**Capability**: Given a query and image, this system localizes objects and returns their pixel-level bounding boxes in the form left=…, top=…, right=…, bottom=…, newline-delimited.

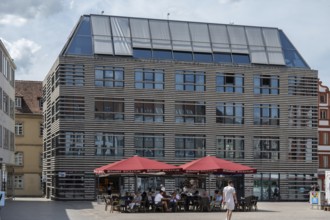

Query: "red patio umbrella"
left=94, top=155, right=182, bottom=174
left=179, top=155, right=256, bottom=174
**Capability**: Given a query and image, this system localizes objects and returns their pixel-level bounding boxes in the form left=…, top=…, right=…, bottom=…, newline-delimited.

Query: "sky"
left=1, top=0, right=330, bottom=85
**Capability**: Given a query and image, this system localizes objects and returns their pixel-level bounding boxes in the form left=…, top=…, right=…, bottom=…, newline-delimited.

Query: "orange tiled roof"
left=15, top=80, right=43, bottom=114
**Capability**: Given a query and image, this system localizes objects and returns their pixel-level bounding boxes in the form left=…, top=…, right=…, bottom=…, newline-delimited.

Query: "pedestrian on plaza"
left=222, top=180, right=237, bottom=220
left=107, top=183, right=112, bottom=195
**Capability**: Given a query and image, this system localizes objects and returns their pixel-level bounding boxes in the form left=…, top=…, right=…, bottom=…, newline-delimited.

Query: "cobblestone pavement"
left=0, top=197, right=329, bottom=220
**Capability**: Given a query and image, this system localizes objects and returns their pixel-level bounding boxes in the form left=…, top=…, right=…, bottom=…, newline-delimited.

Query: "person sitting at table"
left=169, top=191, right=181, bottom=212
left=128, top=192, right=142, bottom=212
left=154, top=190, right=170, bottom=211
left=210, top=190, right=223, bottom=210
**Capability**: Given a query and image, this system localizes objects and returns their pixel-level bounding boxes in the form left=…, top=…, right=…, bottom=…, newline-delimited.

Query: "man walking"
left=222, top=180, right=237, bottom=220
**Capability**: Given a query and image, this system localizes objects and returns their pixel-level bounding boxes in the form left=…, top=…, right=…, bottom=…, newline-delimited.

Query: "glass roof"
left=63, top=15, right=310, bottom=69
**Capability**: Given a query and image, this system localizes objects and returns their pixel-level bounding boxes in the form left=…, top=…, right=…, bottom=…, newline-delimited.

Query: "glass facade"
left=216, top=103, right=244, bottom=124
left=175, top=101, right=206, bottom=123
left=175, top=70, right=205, bottom=91
left=135, top=134, right=164, bottom=157
left=216, top=136, right=244, bottom=159
left=175, top=135, right=206, bottom=158
left=254, top=104, right=279, bottom=125
left=135, top=69, right=164, bottom=90
left=95, top=66, right=124, bottom=87
left=216, top=73, right=244, bottom=93
left=254, top=75, right=279, bottom=95
left=134, top=100, right=164, bottom=122
left=253, top=137, right=280, bottom=160
left=95, top=132, right=124, bottom=156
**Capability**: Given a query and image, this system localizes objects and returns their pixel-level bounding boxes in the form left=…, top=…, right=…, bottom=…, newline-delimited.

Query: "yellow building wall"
left=15, top=113, right=43, bottom=196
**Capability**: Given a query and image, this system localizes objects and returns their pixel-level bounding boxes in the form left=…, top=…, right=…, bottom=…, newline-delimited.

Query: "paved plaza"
left=0, top=197, right=329, bottom=220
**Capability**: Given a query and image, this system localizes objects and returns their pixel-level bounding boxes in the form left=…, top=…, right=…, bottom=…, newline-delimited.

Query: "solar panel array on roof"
left=63, top=15, right=309, bottom=68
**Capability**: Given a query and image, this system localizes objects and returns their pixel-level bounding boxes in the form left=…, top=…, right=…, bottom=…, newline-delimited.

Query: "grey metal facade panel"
left=250, top=46, right=269, bottom=64
left=111, top=17, right=132, bottom=55
left=93, top=36, right=113, bottom=54
left=263, top=28, right=281, bottom=47
left=245, top=27, right=264, bottom=46
left=149, top=20, right=172, bottom=50
left=189, top=23, right=212, bottom=53
left=130, top=18, right=152, bottom=48
left=267, top=51, right=286, bottom=65
left=227, top=26, right=248, bottom=45
left=209, top=24, right=229, bottom=44
left=91, top=15, right=111, bottom=36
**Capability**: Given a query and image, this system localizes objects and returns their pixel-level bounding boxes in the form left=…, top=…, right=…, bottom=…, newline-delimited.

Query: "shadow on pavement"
left=1, top=198, right=94, bottom=220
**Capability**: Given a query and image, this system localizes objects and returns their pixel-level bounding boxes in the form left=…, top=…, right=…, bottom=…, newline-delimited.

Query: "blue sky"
left=1, top=0, right=330, bottom=85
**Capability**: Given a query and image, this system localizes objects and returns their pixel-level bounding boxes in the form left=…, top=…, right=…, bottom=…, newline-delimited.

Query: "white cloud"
left=1, top=38, right=41, bottom=77
left=0, top=15, right=27, bottom=26
left=0, top=0, right=64, bottom=20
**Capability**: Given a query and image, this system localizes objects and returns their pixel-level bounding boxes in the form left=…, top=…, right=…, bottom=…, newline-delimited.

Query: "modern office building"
left=43, top=15, right=318, bottom=201
left=14, top=80, right=43, bottom=196
left=318, top=81, right=330, bottom=190
left=0, top=40, right=16, bottom=193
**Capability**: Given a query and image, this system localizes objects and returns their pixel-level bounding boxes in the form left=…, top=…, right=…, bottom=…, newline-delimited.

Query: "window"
left=253, top=137, right=279, bottom=160
left=194, top=53, right=213, bottom=63
left=57, top=64, right=84, bottom=86
left=232, top=54, right=250, bottom=64
left=15, top=152, right=24, bottom=166
left=40, top=123, right=43, bottom=136
left=135, top=100, right=164, bottom=122
left=95, top=133, right=124, bottom=156
left=135, top=134, right=164, bottom=157
left=0, top=126, right=2, bottom=148
left=325, top=133, right=329, bottom=145
left=95, top=66, right=124, bottom=87
left=216, top=136, right=244, bottom=159
left=38, top=98, right=43, bottom=109
left=320, top=95, right=326, bottom=103
left=56, top=96, right=85, bottom=120
left=173, top=51, right=193, bottom=61
left=175, top=101, right=205, bottom=123
left=288, top=76, right=318, bottom=96
left=133, top=48, right=152, bottom=59
left=0, top=87, right=2, bottom=110
left=288, top=137, right=317, bottom=161
left=57, top=132, right=85, bottom=156
left=175, top=70, right=205, bottom=91
left=95, top=98, right=124, bottom=120
left=40, top=153, right=43, bottom=167
left=3, top=92, right=9, bottom=114
left=322, top=132, right=329, bottom=145
left=320, top=110, right=327, bottom=119
left=254, top=104, right=279, bottom=125
left=15, top=122, right=23, bottom=135
left=14, top=175, right=24, bottom=189
left=153, top=50, right=172, bottom=60
left=3, top=128, right=9, bottom=149
left=288, top=105, right=317, bottom=127
left=254, top=75, right=279, bottom=95
left=216, top=103, right=244, bottom=124
left=175, top=135, right=205, bottom=158
left=216, top=73, right=244, bottom=93
left=214, top=53, right=232, bottom=63
left=135, top=69, right=164, bottom=90
left=322, top=156, right=329, bottom=168
left=15, top=97, right=22, bottom=108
